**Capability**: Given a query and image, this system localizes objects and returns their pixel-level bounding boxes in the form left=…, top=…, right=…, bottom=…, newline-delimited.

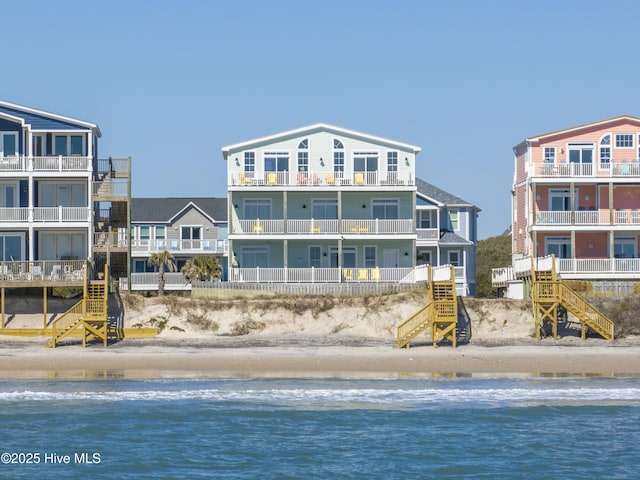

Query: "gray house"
left=129, top=197, right=228, bottom=289
left=415, top=178, right=479, bottom=296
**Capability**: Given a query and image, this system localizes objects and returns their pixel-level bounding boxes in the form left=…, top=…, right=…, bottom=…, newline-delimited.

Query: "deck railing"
left=0, top=260, right=85, bottom=282
left=532, top=160, right=640, bottom=178
left=131, top=239, right=228, bottom=254
left=535, top=209, right=639, bottom=226
left=230, top=170, right=414, bottom=187
left=416, top=228, right=439, bottom=240
left=232, top=218, right=414, bottom=235
left=0, top=155, right=92, bottom=172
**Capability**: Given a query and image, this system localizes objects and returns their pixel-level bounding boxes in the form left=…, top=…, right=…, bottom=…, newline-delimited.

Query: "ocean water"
left=0, top=376, right=639, bottom=479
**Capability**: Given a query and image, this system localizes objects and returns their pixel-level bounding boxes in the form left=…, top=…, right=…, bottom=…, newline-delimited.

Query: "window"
left=543, top=147, right=555, bottom=163
left=372, top=199, right=399, bottom=219
left=333, top=151, right=344, bottom=174
left=614, top=238, right=636, bottom=259
left=244, top=152, right=255, bottom=174
left=364, top=246, right=376, bottom=268
left=549, top=189, right=575, bottom=211
left=32, top=134, right=45, bottom=156
left=264, top=152, right=289, bottom=172
left=600, top=135, right=611, bottom=165
left=181, top=226, right=202, bottom=248
left=53, top=135, right=85, bottom=156
left=568, top=143, right=594, bottom=163
left=342, top=247, right=356, bottom=268
left=1, top=132, right=17, bottom=156
left=39, top=183, right=86, bottom=207
left=333, top=139, right=344, bottom=177
left=309, top=246, right=321, bottom=268
left=354, top=151, right=378, bottom=171
left=387, top=152, right=398, bottom=171
left=448, top=210, right=459, bottom=230
left=615, top=134, right=633, bottom=148
left=417, top=210, right=434, bottom=228
left=298, top=139, right=308, bottom=149
left=139, top=226, right=150, bottom=240
left=0, top=184, right=17, bottom=208
left=312, top=199, right=338, bottom=219
left=155, top=226, right=166, bottom=239
left=417, top=250, right=431, bottom=266
left=244, top=199, right=271, bottom=219
left=448, top=250, right=461, bottom=266
left=298, top=151, right=308, bottom=172
left=546, top=237, right=571, bottom=258
left=242, top=246, right=268, bottom=268
left=0, top=233, right=23, bottom=261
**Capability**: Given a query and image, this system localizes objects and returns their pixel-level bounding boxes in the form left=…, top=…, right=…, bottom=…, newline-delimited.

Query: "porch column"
left=571, top=230, right=576, bottom=269
left=531, top=183, right=537, bottom=225
left=283, top=191, right=287, bottom=234
left=609, top=230, right=615, bottom=261
left=570, top=182, right=575, bottom=224
left=284, top=239, right=288, bottom=269
left=28, top=226, right=34, bottom=262
left=533, top=231, right=538, bottom=258
left=43, top=287, right=47, bottom=329
left=609, top=182, right=614, bottom=225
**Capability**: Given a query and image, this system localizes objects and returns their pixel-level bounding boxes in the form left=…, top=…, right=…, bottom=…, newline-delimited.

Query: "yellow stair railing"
left=531, top=255, right=614, bottom=341
left=396, top=265, right=458, bottom=348
left=47, top=264, right=110, bottom=348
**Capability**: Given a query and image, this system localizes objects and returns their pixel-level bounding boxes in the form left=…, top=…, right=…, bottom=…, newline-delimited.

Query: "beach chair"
left=253, top=223, right=264, bottom=233
left=354, top=172, right=365, bottom=185
left=342, top=269, right=352, bottom=281
left=358, top=269, right=369, bottom=281
left=267, top=172, right=277, bottom=185
left=325, top=173, right=335, bottom=185
left=371, top=268, right=380, bottom=282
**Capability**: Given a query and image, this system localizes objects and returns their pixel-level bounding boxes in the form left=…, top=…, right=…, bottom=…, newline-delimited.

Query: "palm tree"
left=181, top=256, right=222, bottom=283
left=147, top=251, right=176, bottom=296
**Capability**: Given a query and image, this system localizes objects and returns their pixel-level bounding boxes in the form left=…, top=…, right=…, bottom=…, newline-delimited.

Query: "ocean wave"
left=1, top=386, right=639, bottom=405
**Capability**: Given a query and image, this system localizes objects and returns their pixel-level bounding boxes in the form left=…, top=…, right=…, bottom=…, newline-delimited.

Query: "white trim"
left=0, top=100, right=101, bottom=137
left=167, top=201, right=217, bottom=225
left=525, top=115, right=640, bottom=143
left=221, top=123, right=421, bottom=157
left=614, top=133, right=634, bottom=149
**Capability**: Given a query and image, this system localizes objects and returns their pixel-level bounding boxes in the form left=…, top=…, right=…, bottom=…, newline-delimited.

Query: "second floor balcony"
left=534, top=209, right=640, bottom=227
left=0, top=155, right=91, bottom=173
left=231, top=218, right=415, bottom=235
left=131, top=239, right=229, bottom=255
left=0, top=206, right=91, bottom=223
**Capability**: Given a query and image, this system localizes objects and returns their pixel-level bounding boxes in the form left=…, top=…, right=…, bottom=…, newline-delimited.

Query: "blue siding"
left=0, top=117, right=23, bottom=154
left=0, top=105, right=92, bottom=131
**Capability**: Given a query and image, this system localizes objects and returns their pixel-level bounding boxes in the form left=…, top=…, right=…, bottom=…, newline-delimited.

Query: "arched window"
left=333, top=139, right=344, bottom=177
left=600, top=134, right=611, bottom=165
left=298, top=139, right=308, bottom=149
left=297, top=138, right=309, bottom=173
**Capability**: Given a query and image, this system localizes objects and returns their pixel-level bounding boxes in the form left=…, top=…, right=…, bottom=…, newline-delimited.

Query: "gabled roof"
left=131, top=198, right=228, bottom=223
left=416, top=178, right=479, bottom=210
left=0, top=100, right=101, bottom=137
left=517, top=115, right=640, bottom=148
left=221, top=123, right=421, bottom=158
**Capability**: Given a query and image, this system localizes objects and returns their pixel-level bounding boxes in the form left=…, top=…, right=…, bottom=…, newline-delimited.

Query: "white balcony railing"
left=0, top=207, right=90, bottom=223
left=131, top=239, right=228, bottom=254
left=557, top=258, right=640, bottom=275
left=229, top=267, right=416, bottom=283
left=535, top=209, right=640, bottom=226
left=33, top=207, right=90, bottom=222
left=0, top=155, right=91, bottom=172
left=232, top=218, right=414, bottom=235
left=416, top=228, right=439, bottom=240
left=532, top=160, right=640, bottom=178
left=230, top=170, right=414, bottom=187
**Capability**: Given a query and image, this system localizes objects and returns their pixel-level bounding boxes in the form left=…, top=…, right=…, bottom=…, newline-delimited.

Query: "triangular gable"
left=168, top=201, right=218, bottom=225
left=0, top=100, right=101, bottom=137
left=221, top=123, right=421, bottom=158
left=524, top=115, right=640, bottom=145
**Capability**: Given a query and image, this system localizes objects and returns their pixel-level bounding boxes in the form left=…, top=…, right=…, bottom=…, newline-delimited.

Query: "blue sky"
left=4, top=0, right=640, bottom=239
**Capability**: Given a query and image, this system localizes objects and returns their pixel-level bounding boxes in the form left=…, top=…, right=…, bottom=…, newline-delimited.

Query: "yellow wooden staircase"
left=396, top=265, right=458, bottom=348
left=47, top=265, right=110, bottom=348
left=531, top=256, right=614, bottom=341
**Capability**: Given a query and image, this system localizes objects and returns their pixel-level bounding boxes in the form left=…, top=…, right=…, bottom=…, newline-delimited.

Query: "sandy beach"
left=1, top=336, right=640, bottom=378
left=2, top=293, right=640, bottom=378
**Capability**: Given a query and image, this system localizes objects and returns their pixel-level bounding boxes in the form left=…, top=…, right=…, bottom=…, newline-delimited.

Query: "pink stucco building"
left=512, top=115, right=640, bottom=279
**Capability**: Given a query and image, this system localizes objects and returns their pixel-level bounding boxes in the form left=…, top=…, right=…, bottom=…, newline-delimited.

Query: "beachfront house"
left=126, top=198, right=228, bottom=290
left=512, top=115, right=640, bottom=280
left=222, top=123, right=423, bottom=284
left=416, top=178, right=479, bottom=295
left=0, top=100, right=130, bottom=285
left=222, top=124, right=479, bottom=294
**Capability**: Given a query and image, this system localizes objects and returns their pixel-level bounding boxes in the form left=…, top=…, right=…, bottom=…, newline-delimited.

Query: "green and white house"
left=222, top=123, right=478, bottom=292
